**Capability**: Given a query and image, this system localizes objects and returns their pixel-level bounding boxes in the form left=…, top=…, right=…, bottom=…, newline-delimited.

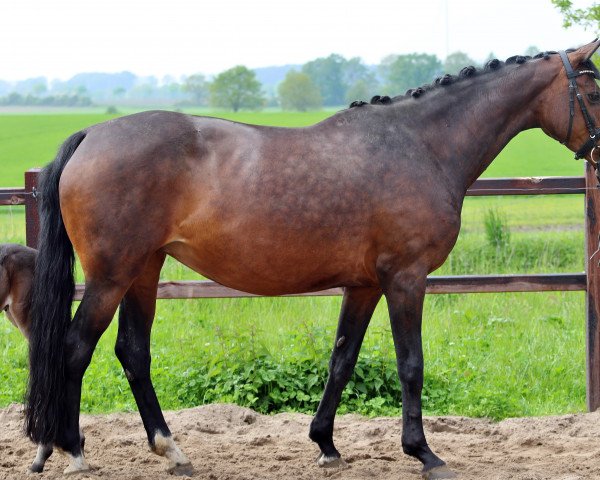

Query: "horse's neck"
left=402, top=61, right=551, bottom=194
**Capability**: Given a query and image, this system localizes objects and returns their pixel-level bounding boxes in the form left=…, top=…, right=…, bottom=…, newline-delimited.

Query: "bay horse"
left=25, top=40, right=600, bottom=479
left=0, top=244, right=35, bottom=339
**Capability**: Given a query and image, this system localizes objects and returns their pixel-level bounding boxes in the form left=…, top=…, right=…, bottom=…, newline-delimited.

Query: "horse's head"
left=537, top=39, right=600, bottom=162
left=0, top=258, right=21, bottom=336
left=0, top=244, right=36, bottom=340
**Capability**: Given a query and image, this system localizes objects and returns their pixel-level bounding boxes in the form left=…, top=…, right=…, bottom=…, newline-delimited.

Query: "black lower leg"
left=115, top=290, right=171, bottom=445
left=56, top=283, right=125, bottom=462
left=309, top=287, right=381, bottom=461
left=28, top=444, right=53, bottom=473
left=385, top=272, right=447, bottom=473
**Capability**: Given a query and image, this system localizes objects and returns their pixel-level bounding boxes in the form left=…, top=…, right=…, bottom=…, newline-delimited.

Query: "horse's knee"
left=329, top=346, right=360, bottom=381
left=397, top=359, right=423, bottom=385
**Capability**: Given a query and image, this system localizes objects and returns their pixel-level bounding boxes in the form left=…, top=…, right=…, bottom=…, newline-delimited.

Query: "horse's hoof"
left=63, top=455, right=91, bottom=475
left=316, top=454, right=348, bottom=469
left=422, top=465, right=458, bottom=479
left=27, top=464, right=43, bottom=474
left=167, top=461, right=194, bottom=477
left=63, top=464, right=91, bottom=475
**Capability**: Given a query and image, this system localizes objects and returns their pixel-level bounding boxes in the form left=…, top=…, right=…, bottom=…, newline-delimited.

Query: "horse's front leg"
left=309, top=286, right=381, bottom=467
left=382, top=268, right=456, bottom=480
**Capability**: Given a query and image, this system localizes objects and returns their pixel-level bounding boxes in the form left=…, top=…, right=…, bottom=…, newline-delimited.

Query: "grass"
left=0, top=110, right=590, bottom=420
left=1, top=259, right=585, bottom=419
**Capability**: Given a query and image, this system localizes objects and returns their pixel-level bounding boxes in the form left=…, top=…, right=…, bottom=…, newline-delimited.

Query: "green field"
left=0, top=110, right=590, bottom=420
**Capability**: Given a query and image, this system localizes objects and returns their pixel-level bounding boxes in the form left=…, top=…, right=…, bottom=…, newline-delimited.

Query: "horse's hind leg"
left=28, top=434, right=83, bottom=473
left=58, top=279, right=129, bottom=474
left=28, top=443, right=53, bottom=473
left=114, top=251, right=192, bottom=475
left=309, top=286, right=381, bottom=467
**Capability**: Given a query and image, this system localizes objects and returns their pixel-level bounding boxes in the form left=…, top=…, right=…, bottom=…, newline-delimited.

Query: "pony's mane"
left=348, top=49, right=592, bottom=108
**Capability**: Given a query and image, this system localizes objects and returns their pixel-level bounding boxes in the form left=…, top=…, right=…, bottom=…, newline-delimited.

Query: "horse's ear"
left=568, top=38, right=600, bottom=65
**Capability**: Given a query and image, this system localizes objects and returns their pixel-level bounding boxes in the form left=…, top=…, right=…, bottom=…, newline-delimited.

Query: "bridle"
left=559, top=50, right=600, bottom=164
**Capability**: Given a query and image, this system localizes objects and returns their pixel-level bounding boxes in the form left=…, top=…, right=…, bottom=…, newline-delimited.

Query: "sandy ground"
left=1, top=403, right=600, bottom=480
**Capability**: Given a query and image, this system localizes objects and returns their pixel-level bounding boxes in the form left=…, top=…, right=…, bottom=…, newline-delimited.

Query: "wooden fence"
left=2, top=166, right=600, bottom=411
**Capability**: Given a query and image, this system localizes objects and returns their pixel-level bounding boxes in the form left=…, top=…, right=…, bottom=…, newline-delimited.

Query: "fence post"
left=24, top=169, right=40, bottom=249
left=585, top=161, right=600, bottom=411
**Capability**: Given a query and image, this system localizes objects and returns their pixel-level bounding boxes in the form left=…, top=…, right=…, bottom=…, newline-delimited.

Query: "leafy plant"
left=484, top=207, right=511, bottom=250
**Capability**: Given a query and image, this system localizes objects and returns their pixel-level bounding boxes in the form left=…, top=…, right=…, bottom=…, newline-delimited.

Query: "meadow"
left=0, top=109, right=590, bottom=420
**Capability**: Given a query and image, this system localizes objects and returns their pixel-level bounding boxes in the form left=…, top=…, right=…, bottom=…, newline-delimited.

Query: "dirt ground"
left=1, top=403, right=600, bottom=480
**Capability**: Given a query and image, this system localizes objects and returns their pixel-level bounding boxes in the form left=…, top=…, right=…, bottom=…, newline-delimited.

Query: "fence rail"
left=0, top=187, right=26, bottom=205
left=3, top=167, right=600, bottom=411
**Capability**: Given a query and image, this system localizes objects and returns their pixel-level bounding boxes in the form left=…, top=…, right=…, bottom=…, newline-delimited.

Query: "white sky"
left=0, top=0, right=596, bottom=81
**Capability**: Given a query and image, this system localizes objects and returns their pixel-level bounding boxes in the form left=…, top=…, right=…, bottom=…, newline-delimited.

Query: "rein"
left=559, top=51, right=600, bottom=164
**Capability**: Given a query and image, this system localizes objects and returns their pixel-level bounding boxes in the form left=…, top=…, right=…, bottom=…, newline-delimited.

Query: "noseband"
left=559, top=51, right=600, bottom=162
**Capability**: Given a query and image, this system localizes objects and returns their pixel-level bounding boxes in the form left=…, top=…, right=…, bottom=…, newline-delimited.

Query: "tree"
left=278, top=71, right=322, bottom=111
left=552, top=0, right=600, bottom=30
left=31, top=82, right=47, bottom=96
left=343, top=57, right=377, bottom=90
left=302, top=54, right=377, bottom=107
left=113, top=87, right=126, bottom=98
left=302, top=54, right=347, bottom=106
left=524, top=45, right=540, bottom=57
left=344, top=58, right=378, bottom=103
left=209, top=66, right=265, bottom=112
left=443, top=51, right=476, bottom=75
left=183, top=74, right=209, bottom=106
left=379, top=53, right=443, bottom=95
left=345, top=79, right=372, bottom=104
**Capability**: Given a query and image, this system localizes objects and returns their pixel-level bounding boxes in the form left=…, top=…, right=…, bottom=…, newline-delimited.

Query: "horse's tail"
left=25, top=130, right=87, bottom=444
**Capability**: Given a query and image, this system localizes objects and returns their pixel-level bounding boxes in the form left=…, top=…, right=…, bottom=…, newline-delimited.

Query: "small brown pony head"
left=0, top=244, right=37, bottom=339
left=536, top=39, right=600, bottom=161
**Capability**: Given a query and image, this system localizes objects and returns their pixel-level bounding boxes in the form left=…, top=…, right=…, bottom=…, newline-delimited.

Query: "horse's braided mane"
left=348, top=49, right=585, bottom=108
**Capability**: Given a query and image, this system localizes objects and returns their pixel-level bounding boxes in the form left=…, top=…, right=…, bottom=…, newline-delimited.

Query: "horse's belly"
left=162, top=232, right=376, bottom=296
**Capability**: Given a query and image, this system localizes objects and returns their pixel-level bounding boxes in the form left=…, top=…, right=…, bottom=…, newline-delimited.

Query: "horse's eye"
left=587, top=92, right=600, bottom=103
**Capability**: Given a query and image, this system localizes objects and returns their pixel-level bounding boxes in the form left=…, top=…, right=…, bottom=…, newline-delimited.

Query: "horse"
left=0, top=243, right=35, bottom=339
left=0, top=244, right=66, bottom=472
left=23, top=40, right=600, bottom=479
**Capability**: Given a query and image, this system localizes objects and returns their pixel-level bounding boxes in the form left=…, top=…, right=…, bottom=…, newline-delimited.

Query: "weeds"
left=484, top=207, right=511, bottom=250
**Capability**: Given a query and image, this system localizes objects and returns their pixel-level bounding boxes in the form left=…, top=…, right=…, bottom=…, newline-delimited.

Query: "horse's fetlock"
left=56, top=433, right=82, bottom=457
left=402, top=442, right=419, bottom=457
left=309, top=421, right=331, bottom=444
left=402, top=436, right=429, bottom=458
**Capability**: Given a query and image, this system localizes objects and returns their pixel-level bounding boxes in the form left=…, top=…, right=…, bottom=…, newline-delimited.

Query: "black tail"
left=25, top=131, right=86, bottom=444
